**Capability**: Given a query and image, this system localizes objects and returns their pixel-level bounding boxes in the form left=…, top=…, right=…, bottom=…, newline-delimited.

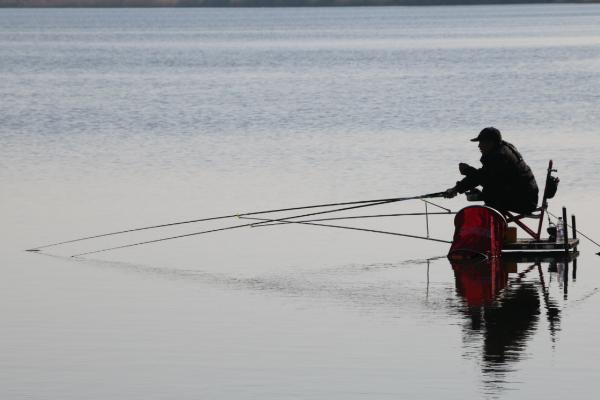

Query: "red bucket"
left=448, top=206, right=506, bottom=260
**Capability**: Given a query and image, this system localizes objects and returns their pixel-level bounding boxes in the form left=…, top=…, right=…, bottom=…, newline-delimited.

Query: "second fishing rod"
left=28, top=191, right=446, bottom=252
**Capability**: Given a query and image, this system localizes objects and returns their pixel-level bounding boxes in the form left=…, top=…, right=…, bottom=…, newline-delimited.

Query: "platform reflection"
left=449, top=253, right=579, bottom=392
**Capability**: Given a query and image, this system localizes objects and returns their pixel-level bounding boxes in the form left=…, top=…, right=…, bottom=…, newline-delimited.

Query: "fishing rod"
left=246, top=211, right=456, bottom=227
left=68, top=198, right=401, bottom=257
left=27, top=191, right=446, bottom=252
left=70, top=192, right=445, bottom=257
left=241, top=216, right=451, bottom=244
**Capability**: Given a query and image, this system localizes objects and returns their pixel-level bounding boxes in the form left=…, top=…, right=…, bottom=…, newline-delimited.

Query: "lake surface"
left=2, top=4, right=600, bottom=399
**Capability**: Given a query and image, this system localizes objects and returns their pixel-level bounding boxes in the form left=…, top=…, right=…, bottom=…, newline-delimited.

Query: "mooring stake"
left=562, top=206, right=569, bottom=253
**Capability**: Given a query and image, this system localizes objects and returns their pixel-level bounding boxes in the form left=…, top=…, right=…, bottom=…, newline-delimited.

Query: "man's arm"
left=444, top=163, right=482, bottom=198
left=455, top=170, right=482, bottom=193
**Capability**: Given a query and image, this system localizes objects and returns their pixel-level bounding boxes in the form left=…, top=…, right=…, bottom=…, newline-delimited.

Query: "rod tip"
left=25, top=249, right=40, bottom=252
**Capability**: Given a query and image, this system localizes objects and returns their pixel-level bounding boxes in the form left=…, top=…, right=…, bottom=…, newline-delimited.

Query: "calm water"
left=2, top=5, right=600, bottom=399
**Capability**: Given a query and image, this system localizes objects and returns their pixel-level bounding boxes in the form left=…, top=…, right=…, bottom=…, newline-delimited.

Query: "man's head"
left=471, top=127, right=502, bottom=155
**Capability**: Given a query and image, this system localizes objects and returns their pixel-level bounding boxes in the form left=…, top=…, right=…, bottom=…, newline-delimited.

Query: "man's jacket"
left=455, top=141, right=539, bottom=213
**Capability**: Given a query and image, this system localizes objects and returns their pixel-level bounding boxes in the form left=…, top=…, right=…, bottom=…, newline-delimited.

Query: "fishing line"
left=71, top=195, right=440, bottom=257
left=27, top=191, right=445, bottom=252
left=242, top=216, right=451, bottom=244
left=246, top=211, right=456, bottom=227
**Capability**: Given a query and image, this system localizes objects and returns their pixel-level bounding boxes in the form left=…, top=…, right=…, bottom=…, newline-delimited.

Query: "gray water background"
left=2, top=4, right=600, bottom=399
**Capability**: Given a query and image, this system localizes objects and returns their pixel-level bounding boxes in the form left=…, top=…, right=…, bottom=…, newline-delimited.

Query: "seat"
left=501, top=160, right=558, bottom=240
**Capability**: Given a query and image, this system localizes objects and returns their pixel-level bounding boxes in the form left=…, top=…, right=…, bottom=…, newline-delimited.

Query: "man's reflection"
left=450, top=255, right=573, bottom=387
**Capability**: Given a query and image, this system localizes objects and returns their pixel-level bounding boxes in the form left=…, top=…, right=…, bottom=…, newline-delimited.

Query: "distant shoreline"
left=3, top=0, right=600, bottom=8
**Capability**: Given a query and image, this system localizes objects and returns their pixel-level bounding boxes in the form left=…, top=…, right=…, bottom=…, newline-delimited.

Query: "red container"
left=448, top=206, right=507, bottom=260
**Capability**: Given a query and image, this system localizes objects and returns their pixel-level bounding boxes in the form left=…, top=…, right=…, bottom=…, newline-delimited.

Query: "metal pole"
left=572, top=214, right=578, bottom=281
left=562, top=207, right=569, bottom=252
left=425, top=202, right=430, bottom=238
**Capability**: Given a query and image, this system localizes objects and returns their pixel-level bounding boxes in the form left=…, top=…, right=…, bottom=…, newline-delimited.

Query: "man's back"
left=480, top=141, right=538, bottom=212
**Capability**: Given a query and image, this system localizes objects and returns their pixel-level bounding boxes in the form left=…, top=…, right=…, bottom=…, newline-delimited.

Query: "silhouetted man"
left=445, top=127, right=539, bottom=214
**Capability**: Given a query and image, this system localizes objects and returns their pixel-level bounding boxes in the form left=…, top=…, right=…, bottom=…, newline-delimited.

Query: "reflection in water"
left=450, top=254, right=578, bottom=394
left=41, top=251, right=586, bottom=399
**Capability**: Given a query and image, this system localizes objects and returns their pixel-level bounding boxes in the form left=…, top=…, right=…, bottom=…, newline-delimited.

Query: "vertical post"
left=572, top=214, right=578, bottom=281
left=424, top=201, right=429, bottom=238
left=562, top=207, right=569, bottom=252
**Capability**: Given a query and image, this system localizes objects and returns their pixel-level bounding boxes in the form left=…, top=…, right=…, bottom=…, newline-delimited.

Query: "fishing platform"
left=502, top=237, right=579, bottom=255
left=449, top=160, right=580, bottom=261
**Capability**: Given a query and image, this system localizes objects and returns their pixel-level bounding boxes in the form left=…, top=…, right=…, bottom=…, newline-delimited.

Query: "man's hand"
left=458, top=163, right=473, bottom=176
left=444, top=187, right=458, bottom=198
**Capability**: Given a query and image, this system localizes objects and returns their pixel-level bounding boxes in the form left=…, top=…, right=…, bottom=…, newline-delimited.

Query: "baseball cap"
left=471, top=127, right=502, bottom=143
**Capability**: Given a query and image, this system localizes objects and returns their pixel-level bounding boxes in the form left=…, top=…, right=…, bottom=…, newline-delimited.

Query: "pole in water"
left=562, top=206, right=569, bottom=253
left=424, top=201, right=430, bottom=238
